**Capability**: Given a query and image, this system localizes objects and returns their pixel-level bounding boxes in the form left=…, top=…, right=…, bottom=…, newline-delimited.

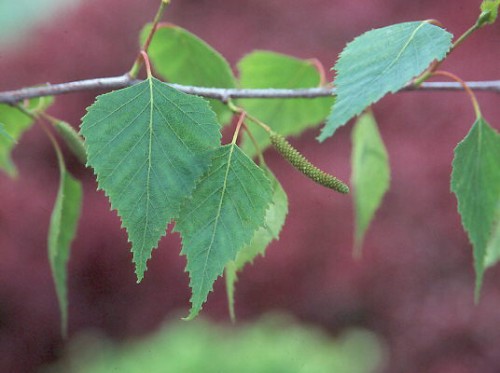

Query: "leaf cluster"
left=0, top=2, right=498, bottom=332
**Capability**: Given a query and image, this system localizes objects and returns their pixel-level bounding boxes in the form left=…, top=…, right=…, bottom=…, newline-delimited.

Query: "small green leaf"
left=238, top=51, right=333, bottom=157
left=225, top=169, right=288, bottom=320
left=53, top=121, right=87, bottom=164
left=351, top=112, right=390, bottom=255
left=141, top=23, right=236, bottom=124
left=451, top=117, right=500, bottom=298
left=81, top=77, right=221, bottom=281
left=0, top=97, right=53, bottom=177
left=0, top=123, right=15, bottom=143
left=319, top=21, right=453, bottom=141
left=175, top=145, right=273, bottom=319
left=478, top=0, right=500, bottom=26
left=48, top=147, right=82, bottom=338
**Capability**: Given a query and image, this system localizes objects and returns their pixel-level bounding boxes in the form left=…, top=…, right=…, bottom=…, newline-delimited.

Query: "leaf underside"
left=484, top=207, right=500, bottom=268
left=225, top=168, right=288, bottom=320
left=0, top=97, right=53, bottom=177
left=351, top=112, right=390, bottom=255
left=238, top=51, right=333, bottom=157
left=175, top=145, right=273, bottom=319
left=48, top=152, right=82, bottom=337
left=319, top=21, right=453, bottom=141
left=451, top=117, right=500, bottom=298
left=81, top=77, right=221, bottom=281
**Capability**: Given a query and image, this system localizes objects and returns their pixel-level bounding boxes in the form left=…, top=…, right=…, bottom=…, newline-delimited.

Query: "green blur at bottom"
left=46, top=313, right=385, bottom=373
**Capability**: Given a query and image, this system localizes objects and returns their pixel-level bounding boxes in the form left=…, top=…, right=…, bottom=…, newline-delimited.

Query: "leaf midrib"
left=198, top=145, right=235, bottom=295
left=139, top=77, right=155, bottom=262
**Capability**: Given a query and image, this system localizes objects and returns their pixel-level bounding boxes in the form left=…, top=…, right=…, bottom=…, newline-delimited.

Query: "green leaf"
left=238, top=51, right=333, bottom=157
left=319, top=21, right=453, bottom=141
left=0, top=123, right=15, bottom=143
left=48, top=146, right=82, bottom=337
left=225, top=169, right=288, bottom=320
left=479, top=0, right=500, bottom=25
left=175, top=145, right=273, bottom=319
left=0, top=97, right=53, bottom=177
left=141, top=24, right=236, bottom=124
left=484, top=206, right=500, bottom=268
left=81, top=77, right=221, bottom=281
left=53, top=120, right=87, bottom=164
left=451, top=117, right=500, bottom=298
left=351, top=112, right=390, bottom=255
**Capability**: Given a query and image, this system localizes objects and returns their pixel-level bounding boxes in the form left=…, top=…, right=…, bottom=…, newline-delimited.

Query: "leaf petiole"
left=432, top=70, right=482, bottom=118
left=231, top=112, right=246, bottom=144
left=128, top=0, right=171, bottom=78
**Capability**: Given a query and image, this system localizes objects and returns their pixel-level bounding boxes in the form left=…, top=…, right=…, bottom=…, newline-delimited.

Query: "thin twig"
left=0, top=75, right=499, bottom=104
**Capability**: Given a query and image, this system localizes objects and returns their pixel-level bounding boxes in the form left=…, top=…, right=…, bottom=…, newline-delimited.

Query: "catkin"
left=270, top=131, right=349, bottom=194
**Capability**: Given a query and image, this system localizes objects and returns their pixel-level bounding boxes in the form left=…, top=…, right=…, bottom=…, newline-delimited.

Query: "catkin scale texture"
left=270, top=131, right=349, bottom=193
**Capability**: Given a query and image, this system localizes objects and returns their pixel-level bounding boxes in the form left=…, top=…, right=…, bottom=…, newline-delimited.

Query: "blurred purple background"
left=0, top=0, right=499, bottom=372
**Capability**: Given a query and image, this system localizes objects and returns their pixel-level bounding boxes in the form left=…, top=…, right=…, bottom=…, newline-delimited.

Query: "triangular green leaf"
left=451, top=117, right=500, bottom=298
left=141, top=24, right=236, bottom=124
left=48, top=147, right=82, bottom=337
left=175, top=145, right=273, bottom=319
left=0, top=97, right=53, bottom=177
left=225, top=168, right=288, bottom=320
left=81, top=77, right=221, bottom=281
left=238, top=51, right=334, bottom=157
left=319, top=21, right=453, bottom=141
left=351, top=112, right=390, bottom=255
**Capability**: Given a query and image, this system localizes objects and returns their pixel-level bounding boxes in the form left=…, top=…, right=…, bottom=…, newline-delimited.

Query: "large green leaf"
left=351, top=112, right=390, bottom=255
left=238, top=51, right=333, bottom=157
left=451, top=117, right=500, bottom=297
left=141, top=24, right=236, bottom=124
left=319, top=21, right=453, bottom=141
left=81, top=77, right=221, bottom=281
left=175, top=145, right=273, bottom=319
left=48, top=145, right=82, bottom=337
left=0, top=97, right=53, bottom=177
left=225, top=169, right=288, bottom=320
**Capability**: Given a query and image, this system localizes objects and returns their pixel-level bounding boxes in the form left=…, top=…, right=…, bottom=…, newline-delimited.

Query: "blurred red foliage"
left=1, top=0, right=499, bottom=372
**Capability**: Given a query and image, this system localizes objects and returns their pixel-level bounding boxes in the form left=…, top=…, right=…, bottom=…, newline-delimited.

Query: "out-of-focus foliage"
left=0, top=0, right=80, bottom=47
left=47, top=315, right=384, bottom=373
left=48, top=145, right=82, bottom=338
left=351, top=112, right=390, bottom=254
left=0, top=97, right=53, bottom=177
left=479, top=0, right=500, bottom=25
